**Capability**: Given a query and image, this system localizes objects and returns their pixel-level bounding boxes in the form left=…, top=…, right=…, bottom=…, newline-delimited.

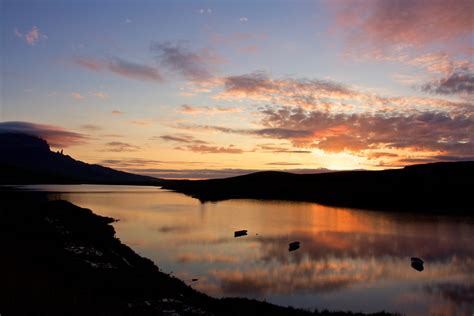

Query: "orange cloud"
left=178, top=104, right=241, bottom=115
left=259, top=106, right=474, bottom=157
left=176, top=105, right=473, bottom=164
left=176, top=144, right=244, bottom=154
left=92, top=92, right=109, bottom=99
left=70, top=92, right=84, bottom=100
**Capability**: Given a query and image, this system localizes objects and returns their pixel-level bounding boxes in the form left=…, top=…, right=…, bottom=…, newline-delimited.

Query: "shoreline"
left=0, top=190, right=397, bottom=316
left=161, top=162, right=474, bottom=214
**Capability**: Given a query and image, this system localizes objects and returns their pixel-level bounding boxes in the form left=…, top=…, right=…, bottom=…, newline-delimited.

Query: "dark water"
left=19, top=185, right=474, bottom=315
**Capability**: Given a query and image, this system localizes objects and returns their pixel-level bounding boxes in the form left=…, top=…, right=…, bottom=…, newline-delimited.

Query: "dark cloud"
left=151, top=42, right=221, bottom=82
left=254, top=128, right=313, bottom=139
left=176, top=105, right=474, bottom=163
left=367, top=152, right=399, bottom=159
left=157, top=134, right=208, bottom=144
left=73, top=56, right=162, bottom=82
left=0, top=121, right=87, bottom=147
left=158, top=225, right=191, bottom=233
left=257, top=106, right=474, bottom=157
left=100, top=158, right=167, bottom=168
left=128, top=168, right=255, bottom=179
left=219, top=72, right=356, bottom=104
left=177, top=123, right=313, bottom=141
left=111, top=167, right=332, bottom=179
left=213, top=269, right=356, bottom=295
left=432, top=155, right=474, bottom=162
left=422, top=69, right=474, bottom=95
left=99, top=158, right=208, bottom=170
left=398, top=155, right=474, bottom=165
left=102, top=141, right=140, bottom=152
left=216, top=72, right=473, bottom=117
left=255, top=144, right=312, bottom=154
left=424, top=283, right=474, bottom=306
left=107, top=57, right=162, bottom=82
left=80, top=124, right=102, bottom=131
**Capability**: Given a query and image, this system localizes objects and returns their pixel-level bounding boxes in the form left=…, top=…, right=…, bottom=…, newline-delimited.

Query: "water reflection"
left=25, top=185, right=474, bottom=316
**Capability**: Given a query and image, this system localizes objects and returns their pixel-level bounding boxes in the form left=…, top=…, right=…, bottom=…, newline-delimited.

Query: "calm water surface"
left=20, top=185, right=474, bottom=315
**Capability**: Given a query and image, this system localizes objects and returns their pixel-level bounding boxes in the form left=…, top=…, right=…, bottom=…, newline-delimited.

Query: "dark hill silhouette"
left=0, top=133, right=161, bottom=185
left=162, top=161, right=474, bottom=213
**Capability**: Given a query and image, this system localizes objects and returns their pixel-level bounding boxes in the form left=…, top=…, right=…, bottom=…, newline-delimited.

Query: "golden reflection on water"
left=42, top=185, right=474, bottom=316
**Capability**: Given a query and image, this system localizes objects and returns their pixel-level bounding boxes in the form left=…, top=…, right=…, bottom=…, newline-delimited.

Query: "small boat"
left=234, top=230, right=248, bottom=237
left=411, top=257, right=424, bottom=271
left=411, top=257, right=424, bottom=264
left=288, top=241, right=300, bottom=252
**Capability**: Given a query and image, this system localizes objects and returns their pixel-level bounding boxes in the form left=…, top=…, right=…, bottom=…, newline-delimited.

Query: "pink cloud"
left=14, top=26, right=47, bottom=46
left=332, top=0, right=473, bottom=52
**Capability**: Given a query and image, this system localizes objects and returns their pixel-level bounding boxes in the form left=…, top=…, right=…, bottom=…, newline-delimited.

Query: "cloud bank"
left=0, top=121, right=87, bottom=147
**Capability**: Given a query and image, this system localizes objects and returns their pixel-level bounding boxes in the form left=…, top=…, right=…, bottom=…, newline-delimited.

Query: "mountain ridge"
left=0, top=133, right=161, bottom=185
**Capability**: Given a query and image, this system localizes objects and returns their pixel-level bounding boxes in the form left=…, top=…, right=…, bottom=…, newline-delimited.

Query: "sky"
left=1, top=0, right=473, bottom=178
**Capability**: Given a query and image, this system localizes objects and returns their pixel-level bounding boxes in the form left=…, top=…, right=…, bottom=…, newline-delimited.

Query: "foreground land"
left=162, top=161, right=474, bottom=214
left=0, top=190, right=396, bottom=316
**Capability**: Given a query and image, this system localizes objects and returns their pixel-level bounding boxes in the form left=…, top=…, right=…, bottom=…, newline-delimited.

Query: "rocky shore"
left=0, top=190, right=397, bottom=316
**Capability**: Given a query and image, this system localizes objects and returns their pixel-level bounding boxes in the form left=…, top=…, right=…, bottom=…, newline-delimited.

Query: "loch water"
left=19, top=185, right=474, bottom=316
